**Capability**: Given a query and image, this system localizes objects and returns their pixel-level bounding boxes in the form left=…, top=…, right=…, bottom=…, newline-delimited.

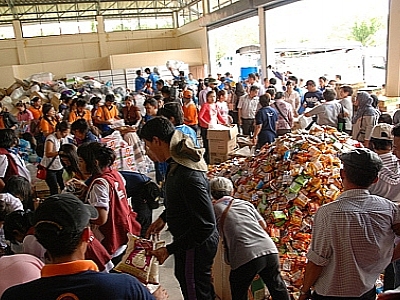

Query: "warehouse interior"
left=1, top=0, right=398, bottom=96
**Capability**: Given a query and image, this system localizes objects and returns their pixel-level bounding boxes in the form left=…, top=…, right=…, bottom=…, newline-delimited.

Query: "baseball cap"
left=371, top=123, right=393, bottom=140
left=340, top=148, right=382, bottom=173
left=208, top=78, right=217, bottom=85
left=34, top=194, right=98, bottom=234
left=183, top=90, right=193, bottom=99
left=210, top=177, right=234, bottom=193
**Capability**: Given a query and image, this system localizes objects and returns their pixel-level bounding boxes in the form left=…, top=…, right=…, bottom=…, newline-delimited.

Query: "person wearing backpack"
left=271, top=91, right=293, bottom=136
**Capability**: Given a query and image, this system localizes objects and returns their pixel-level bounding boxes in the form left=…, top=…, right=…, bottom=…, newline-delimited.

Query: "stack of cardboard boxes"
left=207, top=125, right=239, bottom=165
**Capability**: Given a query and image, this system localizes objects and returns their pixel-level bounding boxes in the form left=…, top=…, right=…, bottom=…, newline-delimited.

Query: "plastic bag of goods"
left=29, top=72, right=54, bottom=83
left=206, top=126, right=360, bottom=296
left=166, top=60, right=184, bottom=70
left=114, top=233, right=165, bottom=284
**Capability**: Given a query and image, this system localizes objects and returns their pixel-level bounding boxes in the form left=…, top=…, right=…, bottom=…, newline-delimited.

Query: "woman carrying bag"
left=41, top=121, right=70, bottom=195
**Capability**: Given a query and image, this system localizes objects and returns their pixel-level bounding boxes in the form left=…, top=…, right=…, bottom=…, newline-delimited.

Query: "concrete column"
left=96, top=15, right=108, bottom=57
left=12, top=20, right=27, bottom=64
left=258, top=7, right=267, bottom=80
left=386, top=0, right=400, bottom=97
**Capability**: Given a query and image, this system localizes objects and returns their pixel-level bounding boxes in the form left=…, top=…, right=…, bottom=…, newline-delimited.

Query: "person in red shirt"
left=198, top=90, right=227, bottom=164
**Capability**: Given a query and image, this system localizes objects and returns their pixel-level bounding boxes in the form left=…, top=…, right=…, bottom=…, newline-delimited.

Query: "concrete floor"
left=152, top=206, right=184, bottom=300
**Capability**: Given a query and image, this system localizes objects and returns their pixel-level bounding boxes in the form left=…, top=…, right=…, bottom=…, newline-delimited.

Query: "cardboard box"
left=207, top=124, right=238, bottom=140
left=209, top=138, right=237, bottom=154
left=119, top=146, right=134, bottom=158
left=209, top=152, right=230, bottom=165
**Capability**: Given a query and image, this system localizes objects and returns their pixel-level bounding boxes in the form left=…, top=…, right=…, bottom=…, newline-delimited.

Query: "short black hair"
left=392, top=124, right=400, bottom=137
left=0, top=129, right=18, bottom=148
left=71, top=119, right=90, bottom=134
left=144, top=68, right=151, bottom=73
left=156, top=79, right=164, bottom=86
left=266, top=88, right=276, bottom=98
left=76, top=99, right=87, bottom=108
left=136, top=70, right=141, bottom=76
left=139, top=117, right=175, bottom=143
left=275, top=92, right=283, bottom=100
left=248, top=73, right=256, bottom=80
left=4, top=175, right=31, bottom=203
left=77, top=142, right=115, bottom=175
left=158, top=103, right=184, bottom=126
left=56, top=121, right=70, bottom=132
left=4, top=210, right=33, bottom=243
left=249, top=85, right=260, bottom=92
left=269, top=78, right=277, bottom=85
left=259, top=94, right=271, bottom=107
left=90, top=96, right=101, bottom=106
left=340, top=85, right=353, bottom=96
left=343, top=164, right=378, bottom=188
left=319, top=76, right=327, bottom=82
left=288, top=75, right=298, bottom=84
left=370, top=138, right=392, bottom=151
left=378, top=113, right=393, bottom=125
left=161, top=86, right=171, bottom=96
left=105, top=94, right=115, bottom=102
left=144, top=98, right=158, bottom=108
left=323, top=88, right=337, bottom=101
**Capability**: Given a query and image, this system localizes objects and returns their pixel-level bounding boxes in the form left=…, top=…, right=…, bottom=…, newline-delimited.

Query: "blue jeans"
left=45, top=169, right=64, bottom=195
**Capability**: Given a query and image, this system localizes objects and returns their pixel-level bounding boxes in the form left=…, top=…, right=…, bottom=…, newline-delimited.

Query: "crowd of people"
left=1, top=66, right=400, bottom=300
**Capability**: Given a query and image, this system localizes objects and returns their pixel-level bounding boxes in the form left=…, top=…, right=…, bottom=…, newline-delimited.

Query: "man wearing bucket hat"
left=299, top=148, right=400, bottom=300
left=139, top=117, right=218, bottom=300
left=1, top=193, right=165, bottom=299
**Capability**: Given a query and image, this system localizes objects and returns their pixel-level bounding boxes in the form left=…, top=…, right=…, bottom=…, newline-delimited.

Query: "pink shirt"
left=0, top=254, right=43, bottom=296
left=198, top=102, right=226, bottom=128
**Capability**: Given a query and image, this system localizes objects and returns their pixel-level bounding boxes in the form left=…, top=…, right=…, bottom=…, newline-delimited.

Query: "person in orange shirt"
left=94, top=94, right=120, bottom=136
left=68, top=99, right=92, bottom=125
left=182, top=90, right=198, bottom=133
left=28, top=97, right=42, bottom=120
left=40, top=103, right=59, bottom=137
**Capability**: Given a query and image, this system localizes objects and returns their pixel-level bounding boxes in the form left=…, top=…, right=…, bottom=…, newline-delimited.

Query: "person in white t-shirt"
left=41, top=121, right=70, bottom=195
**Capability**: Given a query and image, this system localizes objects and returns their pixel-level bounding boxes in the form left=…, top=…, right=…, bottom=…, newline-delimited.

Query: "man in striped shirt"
left=299, top=148, right=400, bottom=300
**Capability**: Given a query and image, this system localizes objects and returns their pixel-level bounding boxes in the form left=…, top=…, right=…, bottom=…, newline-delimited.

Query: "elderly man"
left=299, top=148, right=400, bottom=300
left=140, top=117, right=218, bottom=300
left=210, top=177, right=289, bottom=300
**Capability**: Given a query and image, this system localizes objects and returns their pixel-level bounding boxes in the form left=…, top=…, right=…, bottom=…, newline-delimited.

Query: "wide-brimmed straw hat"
left=170, top=130, right=208, bottom=171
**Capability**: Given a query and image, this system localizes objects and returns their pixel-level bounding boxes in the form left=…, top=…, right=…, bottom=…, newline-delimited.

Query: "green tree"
left=113, top=24, right=132, bottom=31
left=349, top=18, right=382, bottom=46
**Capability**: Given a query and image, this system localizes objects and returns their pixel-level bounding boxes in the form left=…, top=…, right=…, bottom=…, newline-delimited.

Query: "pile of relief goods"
left=0, top=72, right=129, bottom=114
left=207, top=125, right=361, bottom=296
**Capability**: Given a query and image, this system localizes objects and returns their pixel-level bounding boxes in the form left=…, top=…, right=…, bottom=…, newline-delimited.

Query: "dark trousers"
left=200, top=127, right=210, bottom=164
left=174, top=231, right=218, bottom=300
left=45, top=169, right=64, bottom=195
left=241, top=118, right=254, bottom=136
left=312, top=287, right=376, bottom=300
left=133, top=204, right=152, bottom=238
left=229, top=253, right=290, bottom=300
